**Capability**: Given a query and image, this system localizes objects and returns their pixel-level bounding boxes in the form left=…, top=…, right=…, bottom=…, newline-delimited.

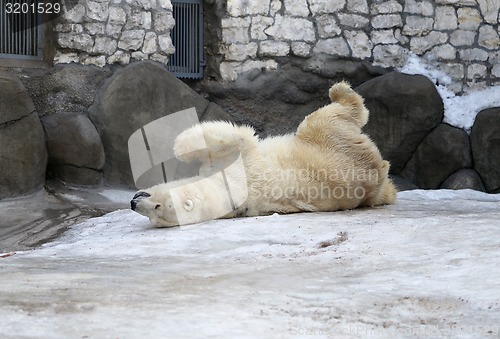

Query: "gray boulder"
left=401, top=124, right=472, bottom=189
left=201, top=102, right=232, bottom=122
left=200, top=58, right=386, bottom=137
left=441, top=169, right=485, bottom=191
left=20, top=64, right=113, bottom=116
left=0, top=72, right=47, bottom=199
left=356, top=72, right=444, bottom=174
left=389, top=175, right=418, bottom=191
left=471, top=108, right=500, bottom=193
left=89, top=61, right=232, bottom=187
left=201, top=64, right=328, bottom=136
left=41, top=113, right=105, bottom=186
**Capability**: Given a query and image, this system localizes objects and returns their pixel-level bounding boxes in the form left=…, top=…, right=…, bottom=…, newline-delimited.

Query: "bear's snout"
left=131, top=191, right=151, bottom=210
left=133, top=191, right=151, bottom=200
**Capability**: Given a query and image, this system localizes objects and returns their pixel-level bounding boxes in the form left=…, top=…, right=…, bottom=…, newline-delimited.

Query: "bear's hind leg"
left=361, top=178, right=397, bottom=207
left=362, top=161, right=397, bottom=206
left=329, top=81, right=369, bottom=128
left=371, top=178, right=397, bottom=206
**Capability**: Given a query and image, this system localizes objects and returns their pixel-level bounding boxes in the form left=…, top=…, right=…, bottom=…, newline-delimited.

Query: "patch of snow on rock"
left=399, top=54, right=500, bottom=133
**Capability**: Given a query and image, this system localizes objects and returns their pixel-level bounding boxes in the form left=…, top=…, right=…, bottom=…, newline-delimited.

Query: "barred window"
left=0, top=0, right=43, bottom=60
left=167, top=0, right=204, bottom=79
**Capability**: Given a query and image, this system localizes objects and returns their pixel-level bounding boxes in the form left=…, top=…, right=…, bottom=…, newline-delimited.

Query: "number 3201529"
left=5, top=2, right=61, bottom=14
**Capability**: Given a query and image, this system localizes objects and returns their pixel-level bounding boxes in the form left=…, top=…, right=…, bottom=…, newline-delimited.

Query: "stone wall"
left=53, top=0, right=175, bottom=66
left=48, top=0, right=500, bottom=93
left=216, top=0, right=500, bottom=93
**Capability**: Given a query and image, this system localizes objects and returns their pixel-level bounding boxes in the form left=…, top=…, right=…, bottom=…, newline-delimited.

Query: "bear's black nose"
left=131, top=191, right=151, bottom=210
left=133, top=191, right=151, bottom=200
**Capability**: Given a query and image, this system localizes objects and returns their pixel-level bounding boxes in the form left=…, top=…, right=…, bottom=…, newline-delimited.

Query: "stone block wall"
left=217, top=0, right=500, bottom=93
left=49, top=0, right=500, bottom=93
left=53, top=0, right=175, bottom=66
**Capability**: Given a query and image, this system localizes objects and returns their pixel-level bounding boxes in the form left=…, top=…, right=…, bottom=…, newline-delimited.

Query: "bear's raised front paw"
left=174, top=125, right=208, bottom=162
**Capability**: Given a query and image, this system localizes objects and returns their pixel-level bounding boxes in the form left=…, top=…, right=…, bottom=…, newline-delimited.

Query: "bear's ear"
left=183, top=199, right=194, bottom=211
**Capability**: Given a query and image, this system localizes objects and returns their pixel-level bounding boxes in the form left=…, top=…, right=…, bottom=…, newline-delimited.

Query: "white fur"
left=132, top=82, right=396, bottom=227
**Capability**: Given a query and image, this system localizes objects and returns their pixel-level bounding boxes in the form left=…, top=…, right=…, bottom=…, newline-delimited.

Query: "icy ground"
left=1, top=190, right=500, bottom=338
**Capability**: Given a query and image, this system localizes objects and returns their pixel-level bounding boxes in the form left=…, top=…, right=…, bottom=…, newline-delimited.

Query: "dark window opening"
left=167, top=0, right=204, bottom=79
left=0, top=0, right=43, bottom=60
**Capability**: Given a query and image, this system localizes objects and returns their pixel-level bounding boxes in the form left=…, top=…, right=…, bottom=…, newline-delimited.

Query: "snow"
left=399, top=54, right=454, bottom=89
left=1, top=190, right=500, bottom=338
left=441, top=86, right=500, bottom=132
left=398, top=54, right=500, bottom=133
left=98, top=188, right=137, bottom=203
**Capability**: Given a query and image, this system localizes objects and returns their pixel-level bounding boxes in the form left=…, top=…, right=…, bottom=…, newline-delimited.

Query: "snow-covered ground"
left=1, top=190, right=500, bottom=338
left=399, top=54, right=500, bottom=132
left=2, top=56, right=500, bottom=338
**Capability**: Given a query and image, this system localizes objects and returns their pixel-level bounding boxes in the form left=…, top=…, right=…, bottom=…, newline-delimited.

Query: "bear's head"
left=130, top=181, right=199, bottom=227
left=131, top=189, right=176, bottom=227
left=130, top=177, right=230, bottom=227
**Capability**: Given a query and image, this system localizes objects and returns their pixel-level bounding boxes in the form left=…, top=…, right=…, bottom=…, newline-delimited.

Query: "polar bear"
left=131, top=82, right=396, bottom=227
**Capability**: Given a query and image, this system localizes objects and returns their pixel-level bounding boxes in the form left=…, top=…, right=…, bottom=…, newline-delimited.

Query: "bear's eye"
left=155, top=204, right=161, bottom=210
left=183, top=199, right=194, bottom=211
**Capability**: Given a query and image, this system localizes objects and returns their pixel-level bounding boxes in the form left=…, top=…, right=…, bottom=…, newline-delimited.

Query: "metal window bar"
left=0, top=0, right=43, bottom=59
left=167, top=0, right=204, bottom=79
